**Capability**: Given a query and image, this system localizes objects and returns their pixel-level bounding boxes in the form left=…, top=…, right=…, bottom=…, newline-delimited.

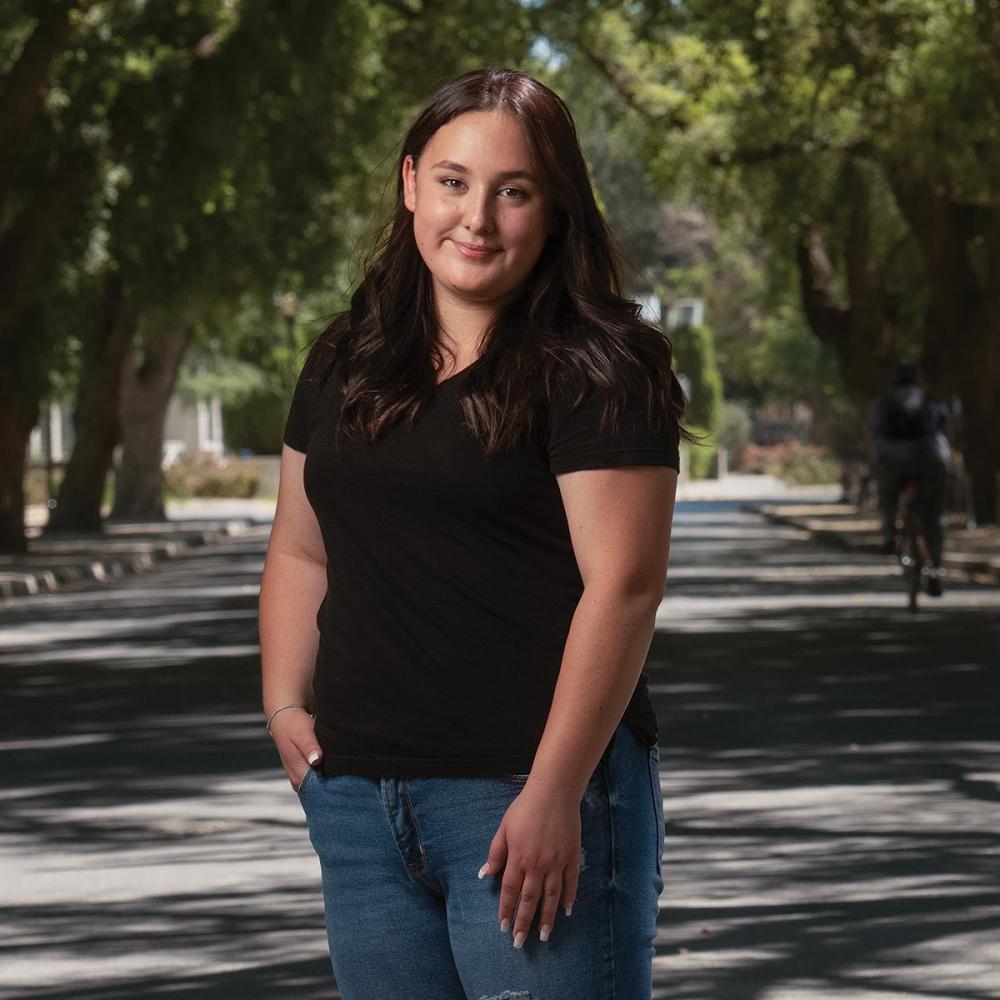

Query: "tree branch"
left=0, top=0, right=79, bottom=153
left=796, top=224, right=850, bottom=347
left=575, top=39, right=687, bottom=129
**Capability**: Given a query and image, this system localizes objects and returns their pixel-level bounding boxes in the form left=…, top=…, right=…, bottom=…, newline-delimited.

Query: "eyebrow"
left=429, top=159, right=539, bottom=184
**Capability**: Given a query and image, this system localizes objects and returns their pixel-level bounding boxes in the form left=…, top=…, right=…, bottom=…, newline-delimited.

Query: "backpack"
left=882, top=386, right=933, bottom=440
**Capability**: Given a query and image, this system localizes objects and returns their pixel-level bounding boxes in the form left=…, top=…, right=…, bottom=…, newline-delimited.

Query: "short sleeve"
left=283, top=336, right=336, bottom=453
left=545, top=375, right=681, bottom=474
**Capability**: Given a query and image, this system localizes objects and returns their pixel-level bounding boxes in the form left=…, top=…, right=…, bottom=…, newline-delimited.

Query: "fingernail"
left=307, top=750, right=320, bottom=765
left=500, top=918, right=511, bottom=933
left=540, top=924, right=550, bottom=942
left=477, top=863, right=489, bottom=879
left=564, top=904, right=573, bottom=917
left=513, top=931, right=526, bottom=949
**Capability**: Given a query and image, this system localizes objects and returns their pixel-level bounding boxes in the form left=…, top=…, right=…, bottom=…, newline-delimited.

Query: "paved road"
left=1, top=499, right=997, bottom=999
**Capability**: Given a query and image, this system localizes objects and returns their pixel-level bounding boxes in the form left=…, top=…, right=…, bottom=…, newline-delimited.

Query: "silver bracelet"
left=265, top=703, right=313, bottom=735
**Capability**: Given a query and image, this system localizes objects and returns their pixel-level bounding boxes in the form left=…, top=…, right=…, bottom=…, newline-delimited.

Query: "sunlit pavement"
left=0, top=489, right=997, bottom=999
left=651, top=499, right=1000, bottom=1000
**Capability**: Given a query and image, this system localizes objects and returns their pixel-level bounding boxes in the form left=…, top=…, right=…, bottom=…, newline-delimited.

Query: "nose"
left=463, top=186, right=496, bottom=235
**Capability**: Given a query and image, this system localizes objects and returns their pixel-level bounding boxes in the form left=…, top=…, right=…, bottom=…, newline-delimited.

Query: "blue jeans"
left=296, top=721, right=665, bottom=999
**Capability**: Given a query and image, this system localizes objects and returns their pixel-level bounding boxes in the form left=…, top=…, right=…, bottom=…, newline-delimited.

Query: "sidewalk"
left=747, top=498, right=1000, bottom=586
left=675, top=472, right=839, bottom=503
left=7, top=483, right=998, bottom=598
left=1, top=499, right=277, bottom=599
left=4, top=481, right=821, bottom=600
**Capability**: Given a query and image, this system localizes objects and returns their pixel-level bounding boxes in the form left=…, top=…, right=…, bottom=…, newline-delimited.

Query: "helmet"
left=893, top=359, right=922, bottom=386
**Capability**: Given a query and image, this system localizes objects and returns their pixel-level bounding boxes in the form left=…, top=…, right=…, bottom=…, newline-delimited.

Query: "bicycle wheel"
left=903, top=512, right=921, bottom=612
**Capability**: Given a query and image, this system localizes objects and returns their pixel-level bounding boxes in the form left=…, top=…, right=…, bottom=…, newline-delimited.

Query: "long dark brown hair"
left=306, top=66, right=691, bottom=455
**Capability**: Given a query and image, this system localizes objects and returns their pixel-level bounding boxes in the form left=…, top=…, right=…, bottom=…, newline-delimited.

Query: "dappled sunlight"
left=0, top=887, right=332, bottom=999
left=644, top=500, right=1000, bottom=999
left=0, top=499, right=997, bottom=997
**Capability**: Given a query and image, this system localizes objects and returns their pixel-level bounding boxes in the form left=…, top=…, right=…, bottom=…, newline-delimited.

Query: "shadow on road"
left=647, top=501, right=1000, bottom=999
left=1, top=501, right=997, bottom=997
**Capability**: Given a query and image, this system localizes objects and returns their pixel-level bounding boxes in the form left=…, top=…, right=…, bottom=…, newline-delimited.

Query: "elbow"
left=583, top=577, right=665, bottom=617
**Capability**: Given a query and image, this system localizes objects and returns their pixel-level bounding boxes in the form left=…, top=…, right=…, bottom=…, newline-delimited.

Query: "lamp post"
left=280, top=291, right=299, bottom=392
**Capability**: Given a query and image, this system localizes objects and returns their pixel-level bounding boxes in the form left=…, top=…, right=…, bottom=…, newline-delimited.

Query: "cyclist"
left=869, top=360, right=951, bottom=596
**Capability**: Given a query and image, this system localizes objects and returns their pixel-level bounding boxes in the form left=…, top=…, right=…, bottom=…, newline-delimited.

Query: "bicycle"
left=894, top=477, right=926, bottom=612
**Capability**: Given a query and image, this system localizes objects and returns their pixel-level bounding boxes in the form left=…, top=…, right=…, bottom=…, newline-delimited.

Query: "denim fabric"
left=296, top=721, right=665, bottom=999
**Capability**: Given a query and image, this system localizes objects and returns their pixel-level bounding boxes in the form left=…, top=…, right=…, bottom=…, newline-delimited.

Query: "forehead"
left=423, top=110, right=535, bottom=168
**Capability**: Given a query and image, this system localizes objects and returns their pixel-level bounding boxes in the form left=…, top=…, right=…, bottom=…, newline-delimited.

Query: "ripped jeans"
left=296, top=721, right=665, bottom=999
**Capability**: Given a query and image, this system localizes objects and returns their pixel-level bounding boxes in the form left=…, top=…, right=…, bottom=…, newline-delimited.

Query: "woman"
left=259, top=66, right=688, bottom=999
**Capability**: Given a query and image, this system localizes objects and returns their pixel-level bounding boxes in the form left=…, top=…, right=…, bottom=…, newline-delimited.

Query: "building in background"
left=664, top=297, right=704, bottom=330
left=162, top=395, right=225, bottom=465
left=28, top=393, right=225, bottom=469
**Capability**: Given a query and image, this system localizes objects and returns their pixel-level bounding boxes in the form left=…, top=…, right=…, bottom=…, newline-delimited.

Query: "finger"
left=293, top=736, right=323, bottom=766
left=498, top=866, right=523, bottom=934
left=479, top=824, right=508, bottom=882
left=561, top=855, right=580, bottom=917
left=283, top=754, right=311, bottom=789
left=537, top=868, right=566, bottom=942
left=510, top=872, right=544, bottom=949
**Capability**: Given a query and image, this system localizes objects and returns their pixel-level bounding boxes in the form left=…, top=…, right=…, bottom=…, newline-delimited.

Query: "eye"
left=438, top=177, right=529, bottom=199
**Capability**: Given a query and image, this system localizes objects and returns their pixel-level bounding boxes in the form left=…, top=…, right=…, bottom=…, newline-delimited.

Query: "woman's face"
left=402, top=110, right=553, bottom=313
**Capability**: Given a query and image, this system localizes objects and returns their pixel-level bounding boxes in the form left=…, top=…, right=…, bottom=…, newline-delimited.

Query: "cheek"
left=502, top=209, right=549, bottom=251
left=415, top=197, right=459, bottom=235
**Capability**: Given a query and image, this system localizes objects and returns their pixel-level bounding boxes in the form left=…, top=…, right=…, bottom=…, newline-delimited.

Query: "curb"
left=0, top=519, right=255, bottom=599
left=745, top=503, right=1000, bottom=587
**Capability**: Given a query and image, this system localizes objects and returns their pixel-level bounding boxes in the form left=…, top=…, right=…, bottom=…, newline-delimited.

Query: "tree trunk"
left=0, top=144, right=96, bottom=551
left=957, top=288, right=1000, bottom=525
left=111, top=319, right=195, bottom=521
left=795, top=162, right=898, bottom=413
left=961, top=377, right=1000, bottom=525
left=885, top=165, right=1000, bottom=523
left=0, top=392, right=39, bottom=554
left=0, top=294, right=55, bottom=552
left=795, top=232, right=889, bottom=420
left=45, top=271, right=137, bottom=533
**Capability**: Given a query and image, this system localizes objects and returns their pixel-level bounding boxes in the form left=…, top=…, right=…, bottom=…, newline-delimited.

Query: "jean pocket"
left=295, top=765, right=317, bottom=796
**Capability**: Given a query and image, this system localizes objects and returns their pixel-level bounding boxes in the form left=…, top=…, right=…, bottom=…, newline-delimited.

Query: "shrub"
left=741, top=440, right=841, bottom=485
left=672, top=323, right=723, bottom=432
left=717, top=401, right=752, bottom=469
left=681, top=423, right=716, bottom=480
left=164, top=455, right=261, bottom=499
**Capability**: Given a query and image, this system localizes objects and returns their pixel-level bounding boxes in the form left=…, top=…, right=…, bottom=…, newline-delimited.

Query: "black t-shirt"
left=282, top=337, right=680, bottom=778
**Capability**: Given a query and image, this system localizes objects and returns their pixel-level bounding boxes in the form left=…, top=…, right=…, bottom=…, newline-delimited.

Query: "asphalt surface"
left=1, top=495, right=997, bottom=999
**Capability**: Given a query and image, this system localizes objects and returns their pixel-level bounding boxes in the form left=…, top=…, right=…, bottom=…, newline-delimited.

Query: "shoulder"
left=282, top=330, right=342, bottom=453
left=546, top=349, right=670, bottom=403
left=543, top=356, right=680, bottom=474
left=298, top=330, right=340, bottom=388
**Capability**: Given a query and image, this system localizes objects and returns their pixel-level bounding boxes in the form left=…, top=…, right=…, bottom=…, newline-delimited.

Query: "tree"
left=0, top=0, right=95, bottom=551
left=531, top=0, right=1000, bottom=521
left=3, top=0, right=538, bottom=546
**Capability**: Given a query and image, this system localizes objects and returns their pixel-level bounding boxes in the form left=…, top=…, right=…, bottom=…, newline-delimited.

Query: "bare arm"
left=258, top=444, right=328, bottom=781
left=527, top=464, right=678, bottom=803
left=483, top=462, right=679, bottom=944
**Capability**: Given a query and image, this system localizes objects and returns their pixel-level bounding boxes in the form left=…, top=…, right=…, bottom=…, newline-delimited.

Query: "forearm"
left=258, top=548, right=327, bottom=716
left=527, top=585, right=661, bottom=802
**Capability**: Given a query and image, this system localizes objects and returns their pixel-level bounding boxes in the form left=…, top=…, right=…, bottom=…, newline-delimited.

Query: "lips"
left=452, top=240, right=500, bottom=259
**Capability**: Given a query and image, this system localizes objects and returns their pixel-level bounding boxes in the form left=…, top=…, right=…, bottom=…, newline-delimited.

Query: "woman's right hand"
left=269, top=707, right=324, bottom=791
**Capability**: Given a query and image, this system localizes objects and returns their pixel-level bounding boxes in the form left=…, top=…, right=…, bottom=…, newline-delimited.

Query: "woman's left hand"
left=479, top=780, right=581, bottom=947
